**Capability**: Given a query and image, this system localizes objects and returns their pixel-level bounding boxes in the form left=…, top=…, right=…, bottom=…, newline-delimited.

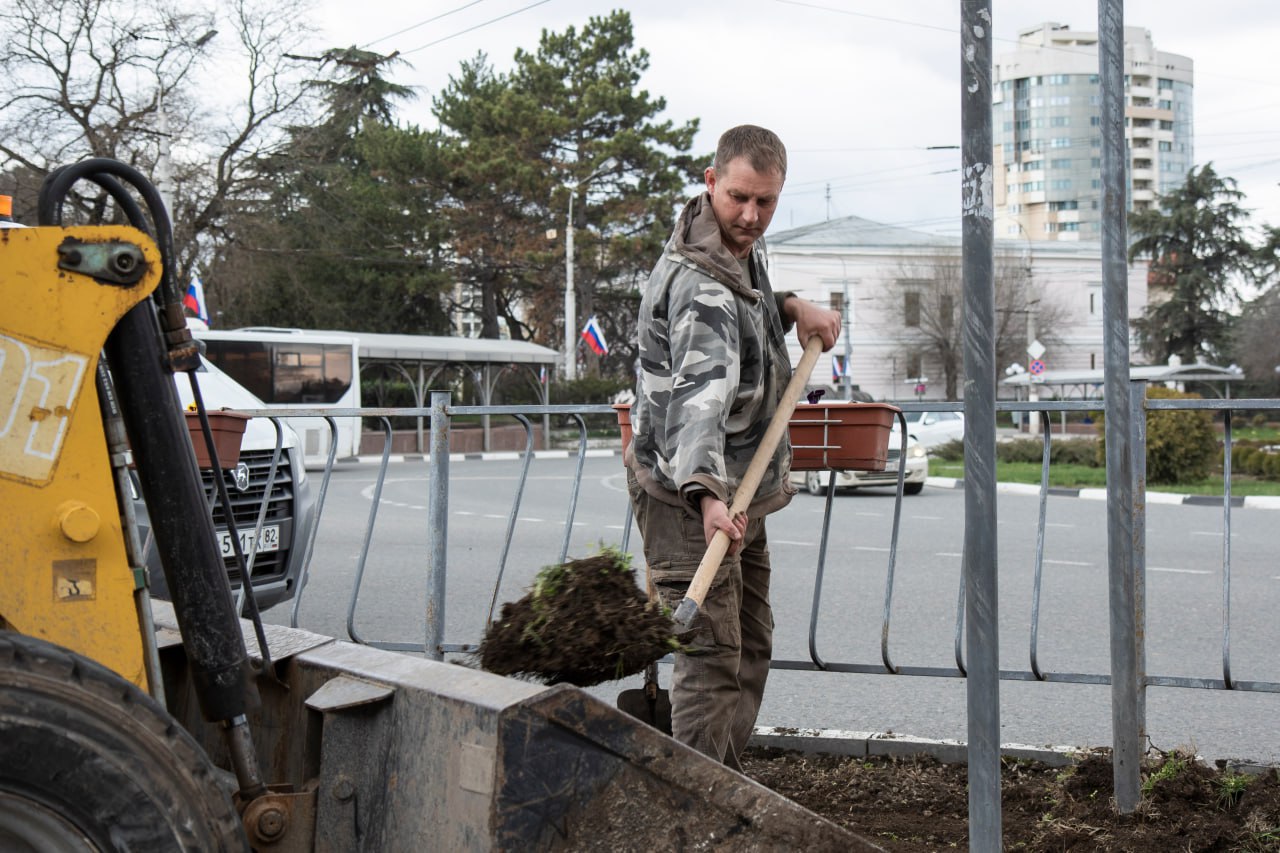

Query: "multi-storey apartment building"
left=993, top=22, right=1193, bottom=242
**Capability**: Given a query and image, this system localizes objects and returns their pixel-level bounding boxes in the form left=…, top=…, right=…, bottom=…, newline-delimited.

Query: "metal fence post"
left=961, top=1, right=1001, bottom=848
left=1129, top=379, right=1148, bottom=749
left=425, top=391, right=451, bottom=661
left=1099, top=0, right=1142, bottom=812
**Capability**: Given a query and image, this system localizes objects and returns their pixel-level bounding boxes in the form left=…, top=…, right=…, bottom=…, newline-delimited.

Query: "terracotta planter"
left=613, top=403, right=632, bottom=465
left=185, top=410, right=249, bottom=469
left=788, top=402, right=900, bottom=471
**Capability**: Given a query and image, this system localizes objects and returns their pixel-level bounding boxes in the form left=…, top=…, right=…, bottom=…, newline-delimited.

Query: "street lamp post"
left=563, top=158, right=616, bottom=382
left=148, top=28, right=218, bottom=217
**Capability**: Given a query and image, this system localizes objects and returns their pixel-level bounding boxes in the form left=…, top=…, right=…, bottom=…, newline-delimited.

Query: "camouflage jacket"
left=628, top=192, right=796, bottom=518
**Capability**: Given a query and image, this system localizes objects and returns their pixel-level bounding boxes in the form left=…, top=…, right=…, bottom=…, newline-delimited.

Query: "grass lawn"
left=930, top=459, right=1280, bottom=496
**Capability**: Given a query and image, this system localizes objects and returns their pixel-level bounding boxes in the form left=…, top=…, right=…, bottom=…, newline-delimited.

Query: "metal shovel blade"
left=616, top=663, right=672, bottom=734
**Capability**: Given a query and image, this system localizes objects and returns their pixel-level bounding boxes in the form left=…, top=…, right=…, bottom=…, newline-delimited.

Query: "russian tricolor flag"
left=831, top=354, right=847, bottom=382
left=183, top=274, right=210, bottom=325
left=581, top=315, right=608, bottom=356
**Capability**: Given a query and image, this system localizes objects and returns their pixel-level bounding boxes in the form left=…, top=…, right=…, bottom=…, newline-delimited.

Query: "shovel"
left=615, top=564, right=674, bottom=733
left=671, top=335, right=823, bottom=630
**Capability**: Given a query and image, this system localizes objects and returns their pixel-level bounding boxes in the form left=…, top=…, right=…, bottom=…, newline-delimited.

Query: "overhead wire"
left=361, top=0, right=489, bottom=49
left=397, top=0, right=552, bottom=57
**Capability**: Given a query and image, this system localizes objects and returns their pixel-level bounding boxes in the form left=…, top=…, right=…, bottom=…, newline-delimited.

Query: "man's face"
left=705, top=157, right=783, bottom=259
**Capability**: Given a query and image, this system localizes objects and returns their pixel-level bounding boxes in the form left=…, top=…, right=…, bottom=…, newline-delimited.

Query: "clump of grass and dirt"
left=742, top=746, right=1280, bottom=851
left=477, top=547, right=681, bottom=687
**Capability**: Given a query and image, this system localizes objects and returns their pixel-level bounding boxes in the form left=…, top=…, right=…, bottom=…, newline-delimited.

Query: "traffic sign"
left=1027, top=339, right=1045, bottom=360
left=1028, top=359, right=1046, bottom=375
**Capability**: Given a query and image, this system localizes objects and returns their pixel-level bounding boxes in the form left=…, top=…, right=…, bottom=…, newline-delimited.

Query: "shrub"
left=1265, top=453, right=1280, bottom=480
left=1050, top=437, right=1101, bottom=467
left=1098, top=386, right=1217, bottom=484
left=997, top=438, right=1045, bottom=464
left=931, top=438, right=964, bottom=461
left=1251, top=412, right=1268, bottom=428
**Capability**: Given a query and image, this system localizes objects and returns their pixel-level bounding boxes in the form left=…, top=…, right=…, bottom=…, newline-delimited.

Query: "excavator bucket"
left=154, top=604, right=882, bottom=851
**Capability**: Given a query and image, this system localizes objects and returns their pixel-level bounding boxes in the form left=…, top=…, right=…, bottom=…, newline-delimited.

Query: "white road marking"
left=1191, top=531, right=1219, bottom=537
left=1044, top=559, right=1092, bottom=566
left=912, top=515, right=943, bottom=521
left=1149, top=567, right=1211, bottom=575
left=1046, top=523, right=1074, bottom=528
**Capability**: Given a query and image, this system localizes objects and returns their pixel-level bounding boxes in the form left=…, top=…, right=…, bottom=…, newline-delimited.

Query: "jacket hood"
left=672, top=193, right=762, bottom=302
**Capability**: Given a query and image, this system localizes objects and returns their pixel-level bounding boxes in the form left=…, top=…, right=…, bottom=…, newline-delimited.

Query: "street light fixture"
left=563, top=157, right=617, bottom=382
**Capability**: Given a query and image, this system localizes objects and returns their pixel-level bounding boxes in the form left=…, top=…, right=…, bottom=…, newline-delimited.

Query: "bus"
left=194, top=327, right=362, bottom=467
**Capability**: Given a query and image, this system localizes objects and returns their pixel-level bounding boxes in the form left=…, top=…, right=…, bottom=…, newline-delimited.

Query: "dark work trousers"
left=626, top=469, right=774, bottom=771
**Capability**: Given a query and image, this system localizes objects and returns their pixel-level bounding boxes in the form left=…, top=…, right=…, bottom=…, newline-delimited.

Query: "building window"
left=904, top=292, right=921, bottom=327
left=906, top=353, right=922, bottom=379
left=829, top=291, right=844, bottom=313
left=1159, top=120, right=1174, bottom=130
left=1159, top=140, right=1172, bottom=152
left=1158, top=99, right=1173, bottom=110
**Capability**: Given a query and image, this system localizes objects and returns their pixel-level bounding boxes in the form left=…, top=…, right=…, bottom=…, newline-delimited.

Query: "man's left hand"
left=784, top=296, right=841, bottom=351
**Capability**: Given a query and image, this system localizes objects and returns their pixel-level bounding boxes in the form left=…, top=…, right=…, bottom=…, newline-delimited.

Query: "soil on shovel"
left=477, top=552, right=678, bottom=687
left=741, top=746, right=1280, bottom=851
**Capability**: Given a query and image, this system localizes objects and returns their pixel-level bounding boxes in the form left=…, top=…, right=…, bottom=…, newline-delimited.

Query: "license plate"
left=219, top=525, right=279, bottom=558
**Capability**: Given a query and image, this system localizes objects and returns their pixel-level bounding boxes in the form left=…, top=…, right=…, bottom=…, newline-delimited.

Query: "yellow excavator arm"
left=0, top=225, right=162, bottom=688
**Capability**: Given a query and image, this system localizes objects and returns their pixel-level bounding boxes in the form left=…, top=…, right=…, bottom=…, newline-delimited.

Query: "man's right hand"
left=700, top=494, right=747, bottom=556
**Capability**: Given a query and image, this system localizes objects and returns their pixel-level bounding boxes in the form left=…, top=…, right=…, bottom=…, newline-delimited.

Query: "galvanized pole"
left=1129, top=380, right=1148, bottom=739
left=960, top=1, right=1001, bottom=848
left=841, top=278, right=852, bottom=400
left=1098, top=0, right=1142, bottom=812
left=425, top=391, right=451, bottom=661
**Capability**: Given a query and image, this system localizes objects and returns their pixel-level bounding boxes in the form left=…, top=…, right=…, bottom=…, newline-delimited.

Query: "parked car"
left=132, top=356, right=318, bottom=611
left=790, top=427, right=929, bottom=496
left=901, top=409, right=965, bottom=449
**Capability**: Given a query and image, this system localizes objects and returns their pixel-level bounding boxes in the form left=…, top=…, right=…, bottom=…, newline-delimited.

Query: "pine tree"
left=1129, top=164, right=1258, bottom=365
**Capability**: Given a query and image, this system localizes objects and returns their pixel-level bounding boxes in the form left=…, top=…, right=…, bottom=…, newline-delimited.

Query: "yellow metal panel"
left=0, top=226, right=162, bottom=687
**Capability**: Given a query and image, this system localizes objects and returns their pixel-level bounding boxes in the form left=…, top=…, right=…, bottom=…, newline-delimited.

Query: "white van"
left=133, top=353, right=318, bottom=611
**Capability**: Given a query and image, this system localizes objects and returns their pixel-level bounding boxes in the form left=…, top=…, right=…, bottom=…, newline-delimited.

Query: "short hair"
left=713, top=125, right=787, bottom=182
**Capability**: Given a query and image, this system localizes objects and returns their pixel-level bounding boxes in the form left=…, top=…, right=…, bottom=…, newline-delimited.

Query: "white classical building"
left=766, top=215, right=1148, bottom=402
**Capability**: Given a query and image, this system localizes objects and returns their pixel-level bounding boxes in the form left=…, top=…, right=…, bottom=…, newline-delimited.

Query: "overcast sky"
left=310, top=0, right=1280, bottom=240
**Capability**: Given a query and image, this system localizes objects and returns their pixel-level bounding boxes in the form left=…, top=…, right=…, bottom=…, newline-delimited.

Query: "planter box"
left=613, top=403, right=633, bottom=465
left=789, top=402, right=899, bottom=471
left=185, top=410, right=249, bottom=469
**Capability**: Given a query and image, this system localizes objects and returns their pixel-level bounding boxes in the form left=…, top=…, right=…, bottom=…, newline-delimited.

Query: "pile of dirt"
left=742, top=747, right=1280, bottom=851
left=477, top=551, right=678, bottom=687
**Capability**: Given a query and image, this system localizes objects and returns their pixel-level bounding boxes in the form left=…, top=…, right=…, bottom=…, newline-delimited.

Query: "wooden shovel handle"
left=673, top=335, right=824, bottom=628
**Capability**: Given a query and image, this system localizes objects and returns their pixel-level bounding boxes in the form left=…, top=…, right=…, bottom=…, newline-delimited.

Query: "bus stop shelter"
left=319, top=330, right=560, bottom=452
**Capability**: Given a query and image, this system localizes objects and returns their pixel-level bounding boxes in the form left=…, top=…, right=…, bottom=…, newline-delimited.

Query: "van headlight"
left=908, top=444, right=927, bottom=459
